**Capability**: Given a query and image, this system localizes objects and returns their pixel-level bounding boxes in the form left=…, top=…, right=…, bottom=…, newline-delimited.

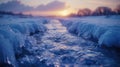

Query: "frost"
left=60, top=16, right=120, bottom=47
left=0, top=15, right=47, bottom=67
left=0, top=15, right=120, bottom=67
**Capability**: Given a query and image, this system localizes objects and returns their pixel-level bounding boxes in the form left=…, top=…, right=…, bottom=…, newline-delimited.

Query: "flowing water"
left=38, top=19, right=120, bottom=67
left=18, top=19, right=120, bottom=67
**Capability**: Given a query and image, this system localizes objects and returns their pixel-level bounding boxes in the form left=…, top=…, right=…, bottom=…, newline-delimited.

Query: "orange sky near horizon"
left=22, top=0, right=120, bottom=16
left=23, top=9, right=75, bottom=16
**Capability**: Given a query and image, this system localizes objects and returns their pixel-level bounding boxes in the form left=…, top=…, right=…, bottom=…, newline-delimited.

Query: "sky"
left=0, top=0, right=120, bottom=16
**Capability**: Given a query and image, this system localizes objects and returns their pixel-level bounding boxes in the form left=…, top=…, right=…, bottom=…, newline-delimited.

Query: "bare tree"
left=93, top=7, right=112, bottom=16
left=77, top=8, right=92, bottom=16
left=114, top=5, right=120, bottom=14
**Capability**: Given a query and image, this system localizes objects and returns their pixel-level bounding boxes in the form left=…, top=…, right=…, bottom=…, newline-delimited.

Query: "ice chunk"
left=0, top=16, right=47, bottom=67
left=99, top=30, right=120, bottom=47
left=0, top=35, right=17, bottom=67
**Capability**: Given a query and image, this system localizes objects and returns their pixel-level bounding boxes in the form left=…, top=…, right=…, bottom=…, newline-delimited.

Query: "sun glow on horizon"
left=23, top=9, right=75, bottom=17
left=59, top=10, right=72, bottom=16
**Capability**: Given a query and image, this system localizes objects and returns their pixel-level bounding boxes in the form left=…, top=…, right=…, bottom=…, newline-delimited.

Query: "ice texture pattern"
left=0, top=15, right=120, bottom=67
left=60, top=16, right=120, bottom=47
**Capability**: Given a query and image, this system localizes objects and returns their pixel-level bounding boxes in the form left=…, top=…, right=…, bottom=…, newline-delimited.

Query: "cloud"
left=0, top=0, right=12, bottom=4
left=35, top=1, right=68, bottom=11
left=0, top=0, right=68, bottom=12
left=0, top=0, right=33, bottom=12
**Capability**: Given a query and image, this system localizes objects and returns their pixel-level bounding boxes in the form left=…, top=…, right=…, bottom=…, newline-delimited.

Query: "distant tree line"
left=69, top=5, right=120, bottom=17
left=0, top=11, right=24, bottom=15
left=0, top=11, right=33, bottom=18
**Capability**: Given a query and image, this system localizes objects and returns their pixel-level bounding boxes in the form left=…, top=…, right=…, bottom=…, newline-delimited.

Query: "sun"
left=59, top=10, right=70, bottom=16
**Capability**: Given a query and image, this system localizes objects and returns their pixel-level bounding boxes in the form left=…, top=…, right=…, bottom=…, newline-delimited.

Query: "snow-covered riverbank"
left=0, top=15, right=120, bottom=67
left=60, top=16, right=120, bottom=48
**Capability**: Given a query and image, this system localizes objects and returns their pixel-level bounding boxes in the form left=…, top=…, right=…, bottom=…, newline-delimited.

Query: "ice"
left=60, top=16, right=120, bottom=47
left=0, top=15, right=47, bottom=67
left=99, top=30, right=120, bottom=47
left=0, top=35, right=17, bottom=67
left=0, top=15, right=120, bottom=67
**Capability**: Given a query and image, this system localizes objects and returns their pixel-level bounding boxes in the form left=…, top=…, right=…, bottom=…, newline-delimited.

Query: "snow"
left=0, top=15, right=47, bottom=67
left=60, top=16, right=120, bottom=47
left=24, top=18, right=119, bottom=67
left=0, top=15, right=120, bottom=67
